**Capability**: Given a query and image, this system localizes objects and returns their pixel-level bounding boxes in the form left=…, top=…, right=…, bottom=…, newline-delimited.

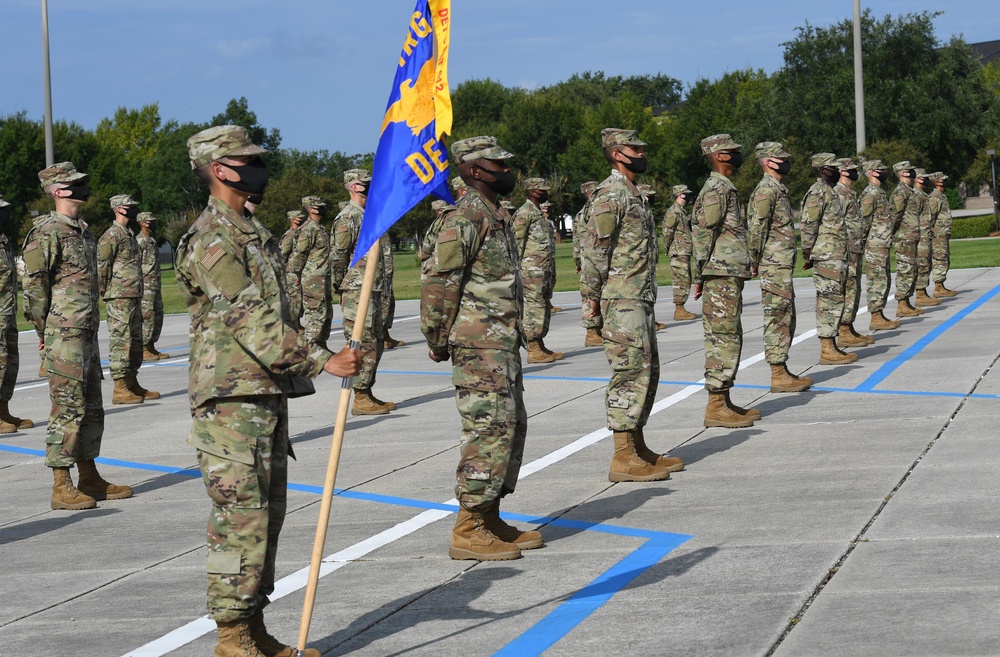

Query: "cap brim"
left=622, top=139, right=648, bottom=148
left=225, top=144, right=267, bottom=158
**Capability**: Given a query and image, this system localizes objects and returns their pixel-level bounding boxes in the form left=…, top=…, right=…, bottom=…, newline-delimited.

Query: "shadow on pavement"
left=0, top=507, right=121, bottom=545
left=671, top=428, right=764, bottom=467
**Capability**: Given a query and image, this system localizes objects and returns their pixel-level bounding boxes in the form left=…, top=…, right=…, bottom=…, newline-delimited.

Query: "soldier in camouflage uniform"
left=746, top=142, right=813, bottom=393
left=421, top=135, right=542, bottom=561
left=928, top=172, right=957, bottom=297
left=890, top=161, right=924, bottom=318
left=136, top=211, right=168, bottom=361
left=289, top=196, right=332, bottom=349
left=662, top=184, right=699, bottom=322
left=331, top=169, right=395, bottom=415
left=451, top=175, right=467, bottom=200
left=573, top=181, right=602, bottom=346
left=22, top=163, right=133, bottom=511
left=539, top=201, right=562, bottom=316
left=177, top=126, right=361, bottom=657
left=913, top=169, right=943, bottom=308
left=583, top=128, right=682, bottom=480
left=513, top=178, right=562, bottom=363
left=834, top=158, right=875, bottom=348
left=98, top=195, right=159, bottom=404
left=0, top=195, right=33, bottom=433
left=860, top=160, right=902, bottom=331
left=280, top=211, right=305, bottom=326
left=801, top=153, right=856, bottom=366
left=691, top=134, right=758, bottom=428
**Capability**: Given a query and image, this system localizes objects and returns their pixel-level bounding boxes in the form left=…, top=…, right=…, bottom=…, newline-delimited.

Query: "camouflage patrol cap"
left=914, top=168, right=929, bottom=181
left=540, top=201, right=553, bottom=209
left=38, top=161, right=88, bottom=188
left=861, top=159, right=888, bottom=174
left=811, top=153, right=839, bottom=169
left=136, top=211, right=157, bottom=222
left=110, top=194, right=139, bottom=208
left=451, top=136, right=513, bottom=163
left=431, top=199, right=450, bottom=212
left=0, top=196, right=10, bottom=209
left=344, top=169, right=372, bottom=185
left=523, top=177, right=551, bottom=191
left=671, top=184, right=693, bottom=197
left=580, top=181, right=598, bottom=195
left=301, top=195, right=327, bottom=208
left=836, top=158, right=859, bottom=171
left=451, top=176, right=467, bottom=192
left=754, top=142, right=790, bottom=159
left=601, top=128, right=647, bottom=149
left=500, top=200, right=516, bottom=211
left=892, top=161, right=914, bottom=173
left=187, top=125, right=266, bottom=170
left=287, top=210, right=306, bottom=220
left=637, top=184, right=656, bottom=196
left=701, top=134, right=741, bottom=155
left=928, top=171, right=949, bottom=182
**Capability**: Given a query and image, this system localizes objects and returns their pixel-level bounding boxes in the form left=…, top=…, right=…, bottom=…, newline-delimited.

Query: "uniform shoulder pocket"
left=860, top=195, right=874, bottom=216
left=702, top=192, right=722, bottom=228
left=753, top=191, right=772, bottom=219
left=590, top=200, right=617, bottom=238
left=22, top=241, right=45, bottom=275
left=200, top=243, right=250, bottom=302
left=434, top=227, right=465, bottom=272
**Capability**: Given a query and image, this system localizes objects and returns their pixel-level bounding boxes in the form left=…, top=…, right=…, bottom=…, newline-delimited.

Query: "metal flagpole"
left=41, top=0, right=55, bottom=167
left=853, top=0, right=866, bottom=155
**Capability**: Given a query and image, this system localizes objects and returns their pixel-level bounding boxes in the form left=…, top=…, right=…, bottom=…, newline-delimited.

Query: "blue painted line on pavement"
left=855, top=283, right=1000, bottom=392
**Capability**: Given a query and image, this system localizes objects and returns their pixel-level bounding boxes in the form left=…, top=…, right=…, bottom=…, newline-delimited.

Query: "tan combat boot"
left=934, top=282, right=957, bottom=298
left=352, top=389, right=392, bottom=415
left=674, top=303, right=697, bottom=321
left=769, top=363, right=813, bottom=393
left=215, top=620, right=265, bottom=657
left=142, top=346, right=160, bottom=362
left=0, top=417, right=15, bottom=434
left=382, top=331, right=405, bottom=350
left=654, top=321, right=667, bottom=331
left=869, top=310, right=901, bottom=331
left=849, top=323, right=875, bottom=345
left=0, top=401, right=27, bottom=431
left=77, top=459, right=133, bottom=501
left=249, top=611, right=319, bottom=657
left=819, top=337, right=858, bottom=365
left=838, top=324, right=869, bottom=348
left=539, top=339, right=564, bottom=360
left=129, top=375, right=161, bottom=400
left=527, top=340, right=558, bottom=364
left=449, top=506, right=521, bottom=560
left=633, top=428, right=685, bottom=472
left=915, top=288, right=942, bottom=307
left=483, top=499, right=544, bottom=549
left=608, top=430, right=672, bottom=482
left=584, top=327, right=603, bottom=347
left=550, top=305, right=563, bottom=314
left=724, top=390, right=761, bottom=420
left=112, top=378, right=144, bottom=405
left=38, top=363, right=47, bottom=378
left=704, top=391, right=754, bottom=428
left=369, top=390, right=397, bottom=411
left=896, top=299, right=923, bottom=317
left=51, top=467, right=97, bottom=510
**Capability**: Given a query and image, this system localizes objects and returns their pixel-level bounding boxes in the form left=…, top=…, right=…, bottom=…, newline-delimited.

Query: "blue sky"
left=2, top=1, right=997, bottom=154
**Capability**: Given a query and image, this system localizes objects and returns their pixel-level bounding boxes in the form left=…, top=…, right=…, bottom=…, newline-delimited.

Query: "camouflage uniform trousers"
left=841, top=250, right=863, bottom=325
left=522, top=281, right=551, bottom=341
left=758, top=265, right=796, bottom=366
left=341, top=289, right=384, bottom=391
left=701, top=276, right=744, bottom=392
left=894, top=238, right=918, bottom=300
left=599, top=299, right=658, bottom=431
left=381, top=289, right=396, bottom=331
left=105, top=298, right=143, bottom=380
left=0, top=314, right=19, bottom=402
left=452, top=347, right=526, bottom=511
left=43, top=327, right=104, bottom=467
left=916, top=227, right=933, bottom=290
left=932, top=232, right=951, bottom=284
left=812, top=260, right=847, bottom=338
left=670, top=254, right=693, bottom=304
left=302, top=293, right=332, bottom=348
left=141, top=287, right=163, bottom=347
left=864, top=245, right=892, bottom=313
left=192, top=395, right=288, bottom=623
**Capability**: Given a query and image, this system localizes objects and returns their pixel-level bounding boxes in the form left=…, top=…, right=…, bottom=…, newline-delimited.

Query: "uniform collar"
left=208, top=195, right=256, bottom=234
left=710, top=171, right=736, bottom=190
left=50, top=211, right=88, bottom=232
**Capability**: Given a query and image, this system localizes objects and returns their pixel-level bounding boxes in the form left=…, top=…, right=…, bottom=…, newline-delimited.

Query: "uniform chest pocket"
left=477, top=228, right=515, bottom=279
left=59, top=234, right=90, bottom=275
left=245, top=243, right=278, bottom=300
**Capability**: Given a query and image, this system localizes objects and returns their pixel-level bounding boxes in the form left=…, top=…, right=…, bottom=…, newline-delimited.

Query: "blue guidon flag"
left=351, top=0, right=453, bottom=266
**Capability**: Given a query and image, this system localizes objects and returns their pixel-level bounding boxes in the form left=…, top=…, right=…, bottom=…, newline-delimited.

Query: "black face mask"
left=623, top=155, right=648, bottom=174
left=873, top=171, right=887, bottom=182
left=684, top=194, right=696, bottom=205
left=0, top=208, right=10, bottom=222
left=771, top=160, right=792, bottom=175
left=221, top=159, right=269, bottom=196
left=723, top=152, right=744, bottom=171
left=819, top=168, right=839, bottom=184
left=536, top=192, right=550, bottom=204
left=64, top=183, right=91, bottom=201
left=480, top=167, right=516, bottom=196
left=247, top=193, right=264, bottom=205
left=848, top=170, right=860, bottom=181
left=123, top=207, right=140, bottom=221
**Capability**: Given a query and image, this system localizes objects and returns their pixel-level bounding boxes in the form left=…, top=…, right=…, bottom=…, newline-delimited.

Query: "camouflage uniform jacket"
left=662, top=202, right=693, bottom=258
left=800, top=180, right=846, bottom=263
left=582, top=170, right=658, bottom=302
left=287, top=219, right=330, bottom=302
left=22, top=212, right=100, bottom=337
left=330, top=201, right=385, bottom=294
left=512, top=200, right=553, bottom=293
left=890, top=182, right=919, bottom=242
left=97, top=222, right=143, bottom=299
left=0, top=233, right=16, bottom=316
left=929, top=190, right=952, bottom=235
left=691, top=171, right=750, bottom=284
left=747, top=174, right=796, bottom=269
left=571, top=205, right=587, bottom=270
left=279, top=227, right=297, bottom=264
left=834, top=182, right=865, bottom=254
left=175, top=196, right=331, bottom=409
left=860, top=184, right=893, bottom=249
left=914, top=188, right=931, bottom=231
left=136, top=232, right=161, bottom=292
left=420, top=188, right=522, bottom=356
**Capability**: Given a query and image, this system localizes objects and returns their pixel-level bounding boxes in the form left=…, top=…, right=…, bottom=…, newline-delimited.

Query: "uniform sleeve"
left=287, top=227, right=310, bottom=279
left=571, top=212, right=583, bottom=270
left=420, top=213, right=478, bottom=355
left=799, top=190, right=820, bottom=252
left=580, top=192, right=619, bottom=302
left=890, top=188, right=906, bottom=232
left=661, top=208, right=678, bottom=256
left=381, top=234, right=394, bottom=278
left=22, top=228, right=55, bottom=338
left=747, top=187, right=773, bottom=267
left=512, top=210, right=530, bottom=259
left=96, top=233, right=115, bottom=297
left=692, top=188, right=725, bottom=284
left=329, top=219, right=353, bottom=292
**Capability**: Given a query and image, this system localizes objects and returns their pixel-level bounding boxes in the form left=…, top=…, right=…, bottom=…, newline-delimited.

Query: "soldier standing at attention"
left=583, top=128, right=682, bottom=480
left=22, top=162, right=133, bottom=510
left=691, top=135, right=757, bottom=427
left=573, top=181, right=602, bottom=347
left=913, top=169, right=942, bottom=308
left=514, top=178, right=562, bottom=363
left=177, top=126, right=361, bottom=657
left=289, top=196, right=332, bottom=349
left=136, top=211, right=168, bottom=361
left=860, top=160, right=901, bottom=331
left=801, top=153, right=855, bottom=366
left=331, top=169, right=396, bottom=416
left=0, top=195, right=33, bottom=432
left=98, top=195, right=159, bottom=404
left=421, top=136, right=542, bottom=560
left=280, top=210, right=305, bottom=326
left=928, top=172, right=957, bottom=297
left=890, top=161, right=923, bottom=318
left=662, top=184, right=699, bottom=322
left=746, top=142, right=813, bottom=393
left=834, top=158, right=875, bottom=348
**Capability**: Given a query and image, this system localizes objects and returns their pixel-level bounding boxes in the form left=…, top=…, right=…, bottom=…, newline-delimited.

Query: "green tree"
left=139, top=120, right=208, bottom=216
left=0, top=112, right=45, bottom=240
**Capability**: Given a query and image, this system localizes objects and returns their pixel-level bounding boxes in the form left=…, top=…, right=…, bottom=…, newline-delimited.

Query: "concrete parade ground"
left=2, top=267, right=999, bottom=657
